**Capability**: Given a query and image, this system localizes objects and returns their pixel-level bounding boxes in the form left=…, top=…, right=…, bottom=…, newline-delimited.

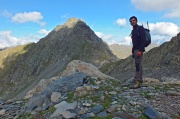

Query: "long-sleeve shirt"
left=131, top=24, right=146, bottom=53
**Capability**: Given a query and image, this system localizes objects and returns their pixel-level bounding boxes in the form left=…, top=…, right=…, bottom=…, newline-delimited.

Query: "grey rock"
left=51, top=101, right=77, bottom=118
left=0, top=101, right=5, bottom=105
left=80, top=114, right=88, bottom=119
left=49, top=115, right=63, bottom=119
left=61, top=60, right=115, bottom=80
left=80, top=112, right=95, bottom=118
left=109, top=91, right=117, bottom=95
left=25, top=93, right=52, bottom=111
left=112, top=117, right=123, bottom=119
left=42, top=72, right=87, bottom=97
left=92, top=105, right=104, bottom=114
left=113, top=111, right=132, bottom=118
left=0, top=109, right=6, bottom=115
left=162, top=115, right=172, bottom=119
left=166, top=90, right=180, bottom=96
left=144, top=106, right=162, bottom=119
left=50, top=92, right=61, bottom=103
left=97, top=111, right=108, bottom=117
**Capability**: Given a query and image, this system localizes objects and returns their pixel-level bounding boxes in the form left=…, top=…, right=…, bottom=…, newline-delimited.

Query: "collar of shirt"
left=133, top=24, right=138, bottom=29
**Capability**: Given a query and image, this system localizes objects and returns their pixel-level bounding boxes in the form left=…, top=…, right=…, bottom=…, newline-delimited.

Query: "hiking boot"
left=122, top=79, right=136, bottom=87
left=129, top=81, right=141, bottom=89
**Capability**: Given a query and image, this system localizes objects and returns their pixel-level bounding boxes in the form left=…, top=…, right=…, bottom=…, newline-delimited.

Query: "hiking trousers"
left=133, top=50, right=143, bottom=82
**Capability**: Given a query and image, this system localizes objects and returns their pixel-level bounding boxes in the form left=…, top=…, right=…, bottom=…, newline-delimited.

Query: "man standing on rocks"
left=129, top=16, right=146, bottom=89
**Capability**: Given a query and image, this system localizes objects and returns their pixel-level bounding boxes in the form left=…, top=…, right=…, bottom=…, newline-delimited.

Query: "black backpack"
left=137, top=22, right=151, bottom=47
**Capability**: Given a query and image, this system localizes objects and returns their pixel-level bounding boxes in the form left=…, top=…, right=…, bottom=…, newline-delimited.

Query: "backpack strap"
left=130, top=25, right=141, bottom=36
left=136, top=25, right=140, bottom=36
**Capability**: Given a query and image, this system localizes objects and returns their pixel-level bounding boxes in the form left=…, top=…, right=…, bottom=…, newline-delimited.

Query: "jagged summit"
left=65, top=17, right=83, bottom=27
left=42, top=17, right=104, bottom=45
left=54, top=18, right=84, bottom=31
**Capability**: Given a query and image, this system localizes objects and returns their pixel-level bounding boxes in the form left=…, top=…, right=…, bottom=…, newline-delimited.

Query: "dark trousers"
left=133, top=50, right=143, bottom=82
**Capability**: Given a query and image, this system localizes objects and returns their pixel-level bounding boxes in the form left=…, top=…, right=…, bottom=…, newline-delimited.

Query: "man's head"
left=129, top=16, right=137, bottom=26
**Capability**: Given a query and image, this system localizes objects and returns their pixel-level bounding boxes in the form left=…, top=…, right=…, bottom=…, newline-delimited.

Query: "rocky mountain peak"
left=65, top=17, right=83, bottom=27
left=0, top=18, right=117, bottom=100
left=54, top=18, right=84, bottom=31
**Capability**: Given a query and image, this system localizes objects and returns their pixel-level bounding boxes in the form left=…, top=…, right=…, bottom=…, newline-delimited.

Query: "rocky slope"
left=0, top=39, right=179, bottom=118
left=0, top=18, right=117, bottom=100
left=0, top=69, right=180, bottom=119
left=100, top=33, right=180, bottom=82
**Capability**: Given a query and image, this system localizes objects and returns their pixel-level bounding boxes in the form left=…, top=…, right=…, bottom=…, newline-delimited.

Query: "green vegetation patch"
left=88, top=115, right=113, bottom=119
left=17, top=113, right=33, bottom=119
left=138, top=114, right=150, bottom=119
left=66, top=92, right=74, bottom=102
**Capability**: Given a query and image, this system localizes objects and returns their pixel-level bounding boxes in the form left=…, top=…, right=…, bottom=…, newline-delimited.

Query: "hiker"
left=129, top=16, right=146, bottom=89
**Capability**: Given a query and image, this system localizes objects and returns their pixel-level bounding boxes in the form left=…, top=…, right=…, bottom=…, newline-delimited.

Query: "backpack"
left=137, top=22, right=151, bottom=47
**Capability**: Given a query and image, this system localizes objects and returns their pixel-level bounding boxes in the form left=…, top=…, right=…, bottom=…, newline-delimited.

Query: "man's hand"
left=136, top=51, right=142, bottom=57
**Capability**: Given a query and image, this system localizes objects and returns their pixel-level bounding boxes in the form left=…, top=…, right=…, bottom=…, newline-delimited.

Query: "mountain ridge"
left=0, top=18, right=179, bottom=119
left=0, top=18, right=117, bottom=99
left=100, top=33, right=180, bottom=82
left=0, top=17, right=179, bottom=102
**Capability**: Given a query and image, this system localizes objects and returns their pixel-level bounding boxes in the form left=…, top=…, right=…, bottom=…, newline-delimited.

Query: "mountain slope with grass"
left=0, top=18, right=117, bottom=100
left=100, top=33, right=180, bottom=82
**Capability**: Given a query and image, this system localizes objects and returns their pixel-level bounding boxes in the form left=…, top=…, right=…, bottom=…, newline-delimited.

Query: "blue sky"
left=0, top=0, right=180, bottom=48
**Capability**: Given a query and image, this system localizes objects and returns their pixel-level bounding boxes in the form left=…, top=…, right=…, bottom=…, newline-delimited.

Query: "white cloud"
left=95, top=32, right=114, bottom=44
left=1, top=10, right=12, bottom=17
left=131, top=0, right=178, bottom=11
left=151, top=35, right=171, bottom=44
left=149, top=22, right=179, bottom=44
left=95, top=31, right=131, bottom=45
left=95, top=21, right=179, bottom=46
left=118, top=36, right=131, bottom=45
left=38, top=29, right=51, bottom=35
left=95, top=32, right=113, bottom=41
left=131, top=0, right=180, bottom=18
left=37, top=22, right=46, bottom=27
left=149, top=22, right=179, bottom=36
left=11, top=11, right=45, bottom=26
left=164, top=7, right=180, bottom=18
left=116, top=18, right=126, bottom=27
left=0, top=31, right=39, bottom=49
left=0, top=31, right=19, bottom=48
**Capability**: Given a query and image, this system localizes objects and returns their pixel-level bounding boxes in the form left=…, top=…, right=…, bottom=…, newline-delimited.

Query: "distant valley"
left=109, top=43, right=159, bottom=59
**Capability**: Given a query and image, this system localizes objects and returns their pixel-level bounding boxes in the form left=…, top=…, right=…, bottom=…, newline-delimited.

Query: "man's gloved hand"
left=136, top=51, right=142, bottom=57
